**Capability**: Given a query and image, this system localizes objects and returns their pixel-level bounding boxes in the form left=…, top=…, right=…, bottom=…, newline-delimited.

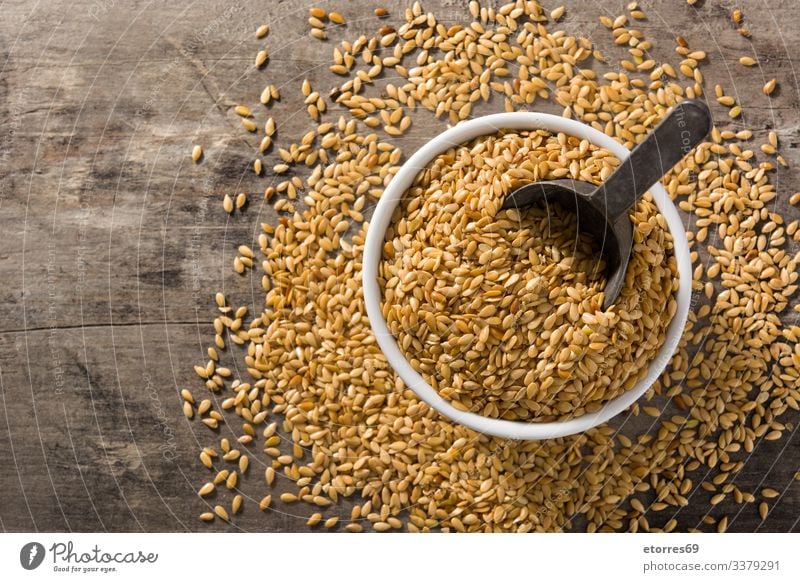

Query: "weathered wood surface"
left=0, top=0, right=798, bottom=532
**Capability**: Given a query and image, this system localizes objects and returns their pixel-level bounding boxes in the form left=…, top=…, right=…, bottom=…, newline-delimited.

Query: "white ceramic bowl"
left=362, top=112, right=691, bottom=440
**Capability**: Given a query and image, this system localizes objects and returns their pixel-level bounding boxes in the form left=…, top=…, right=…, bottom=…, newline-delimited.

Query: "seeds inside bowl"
left=379, top=129, right=677, bottom=421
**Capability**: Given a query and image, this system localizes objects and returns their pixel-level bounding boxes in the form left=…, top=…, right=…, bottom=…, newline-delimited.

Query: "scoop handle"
left=599, top=100, right=712, bottom=220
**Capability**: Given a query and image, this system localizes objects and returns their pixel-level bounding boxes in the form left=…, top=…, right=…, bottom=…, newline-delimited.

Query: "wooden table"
left=1, top=0, right=797, bottom=532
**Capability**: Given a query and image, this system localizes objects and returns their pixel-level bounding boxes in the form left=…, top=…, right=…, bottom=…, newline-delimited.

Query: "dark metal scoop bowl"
left=502, top=100, right=712, bottom=309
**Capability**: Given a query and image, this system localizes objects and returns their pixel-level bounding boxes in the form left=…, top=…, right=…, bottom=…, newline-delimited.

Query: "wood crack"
left=0, top=321, right=215, bottom=336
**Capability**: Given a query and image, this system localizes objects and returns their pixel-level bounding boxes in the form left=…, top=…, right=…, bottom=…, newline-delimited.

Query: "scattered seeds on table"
left=213, top=505, right=229, bottom=521
left=717, top=516, right=728, bottom=533
left=234, top=105, right=252, bottom=117
left=189, top=0, right=800, bottom=534
left=759, top=502, right=769, bottom=521
left=197, top=400, right=214, bottom=416
left=550, top=6, right=565, bottom=21
left=324, top=516, right=339, bottom=528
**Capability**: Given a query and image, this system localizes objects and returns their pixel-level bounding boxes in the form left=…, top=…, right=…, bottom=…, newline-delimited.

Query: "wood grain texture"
left=0, top=0, right=797, bottom=532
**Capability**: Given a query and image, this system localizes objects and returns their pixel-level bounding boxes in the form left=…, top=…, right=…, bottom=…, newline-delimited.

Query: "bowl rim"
left=362, top=111, right=692, bottom=440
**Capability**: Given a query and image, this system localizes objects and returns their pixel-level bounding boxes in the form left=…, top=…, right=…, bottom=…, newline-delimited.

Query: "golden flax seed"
left=189, top=0, right=798, bottom=535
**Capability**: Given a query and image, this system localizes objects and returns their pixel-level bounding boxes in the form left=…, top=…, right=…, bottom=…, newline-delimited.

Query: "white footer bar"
left=1, top=533, right=796, bottom=581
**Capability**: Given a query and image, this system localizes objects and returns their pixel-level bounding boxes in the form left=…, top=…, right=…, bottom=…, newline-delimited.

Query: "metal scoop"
left=502, top=100, right=712, bottom=309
